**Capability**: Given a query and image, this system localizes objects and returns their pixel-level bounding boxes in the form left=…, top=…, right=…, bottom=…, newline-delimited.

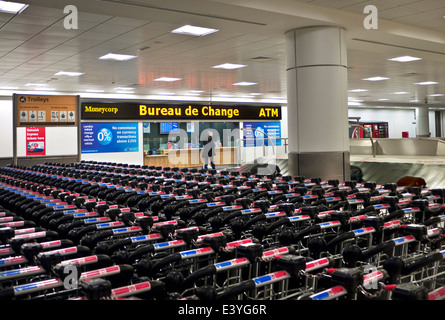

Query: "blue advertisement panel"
left=81, top=122, right=139, bottom=153
left=243, top=122, right=281, bottom=147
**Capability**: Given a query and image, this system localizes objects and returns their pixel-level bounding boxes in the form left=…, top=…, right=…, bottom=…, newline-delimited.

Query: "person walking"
left=202, top=130, right=215, bottom=170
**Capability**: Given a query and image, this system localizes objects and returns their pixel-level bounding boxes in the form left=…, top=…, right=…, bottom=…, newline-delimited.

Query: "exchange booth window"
left=143, top=122, right=238, bottom=155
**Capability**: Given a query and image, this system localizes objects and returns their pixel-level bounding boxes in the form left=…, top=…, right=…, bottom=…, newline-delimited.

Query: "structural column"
left=416, top=107, right=430, bottom=137
left=286, top=26, right=350, bottom=181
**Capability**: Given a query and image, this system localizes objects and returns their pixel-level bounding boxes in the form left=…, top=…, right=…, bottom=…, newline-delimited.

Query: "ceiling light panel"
left=348, top=89, right=368, bottom=92
left=415, top=81, right=438, bottom=85
left=171, top=25, right=218, bottom=36
left=388, top=56, right=422, bottom=62
left=99, top=53, right=137, bottom=61
left=362, top=76, right=390, bottom=81
left=154, top=77, right=182, bottom=82
left=233, top=82, right=257, bottom=86
left=0, top=1, right=28, bottom=14
left=212, top=63, right=247, bottom=70
left=55, top=71, right=84, bottom=77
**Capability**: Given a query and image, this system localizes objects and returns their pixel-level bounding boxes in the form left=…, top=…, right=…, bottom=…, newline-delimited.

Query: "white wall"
left=348, top=107, right=437, bottom=138
left=0, top=99, right=13, bottom=158
left=17, top=127, right=78, bottom=157
left=0, top=98, right=79, bottom=159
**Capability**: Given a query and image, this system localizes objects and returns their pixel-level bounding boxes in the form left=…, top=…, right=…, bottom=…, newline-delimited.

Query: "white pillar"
left=416, top=107, right=430, bottom=137
left=285, top=26, right=350, bottom=181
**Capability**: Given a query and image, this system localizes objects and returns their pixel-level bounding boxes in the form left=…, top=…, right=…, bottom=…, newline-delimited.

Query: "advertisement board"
left=26, top=127, right=46, bottom=156
left=81, top=122, right=139, bottom=154
left=243, top=122, right=282, bottom=147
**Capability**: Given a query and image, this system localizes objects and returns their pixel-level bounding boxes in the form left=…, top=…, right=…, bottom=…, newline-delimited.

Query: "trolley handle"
left=217, top=270, right=291, bottom=300
left=216, top=279, right=256, bottom=300
left=422, top=216, right=443, bottom=227
left=147, top=252, right=182, bottom=277
left=361, top=240, right=396, bottom=261
left=196, top=207, right=223, bottom=226
left=111, top=280, right=165, bottom=299
left=325, top=231, right=356, bottom=252
left=290, top=224, right=321, bottom=244
left=104, top=238, right=133, bottom=255
left=402, top=252, right=443, bottom=276
left=126, top=244, right=156, bottom=264
left=383, top=209, right=405, bottom=222
left=85, top=226, right=143, bottom=249
left=244, top=213, right=267, bottom=230
left=310, top=269, right=387, bottom=300
left=264, top=217, right=292, bottom=236
left=0, top=278, right=63, bottom=299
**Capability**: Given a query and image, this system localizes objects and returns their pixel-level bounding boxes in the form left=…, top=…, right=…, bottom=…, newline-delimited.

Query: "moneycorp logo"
left=84, top=106, right=119, bottom=114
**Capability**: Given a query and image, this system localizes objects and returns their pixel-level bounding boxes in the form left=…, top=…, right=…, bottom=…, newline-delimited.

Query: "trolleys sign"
left=16, top=94, right=78, bottom=126
left=81, top=103, right=281, bottom=121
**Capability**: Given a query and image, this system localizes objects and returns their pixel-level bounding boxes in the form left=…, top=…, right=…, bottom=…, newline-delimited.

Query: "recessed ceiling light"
left=158, top=92, right=176, bottom=95
left=378, top=98, right=389, bottom=101
left=233, top=82, right=257, bottom=86
left=0, top=86, right=18, bottom=90
left=25, top=83, right=46, bottom=87
left=348, top=102, right=363, bottom=106
left=116, top=91, right=134, bottom=94
left=430, top=94, right=444, bottom=97
left=348, top=89, right=368, bottom=92
left=388, top=56, right=422, bottom=62
left=55, top=71, right=84, bottom=77
left=394, top=92, right=408, bottom=94
left=0, top=1, right=28, bottom=14
left=415, top=81, right=438, bottom=85
left=34, top=87, right=55, bottom=91
left=218, top=94, right=234, bottom=98
left=99, top=53, right=137, bottom=61
left=362, top=76, right=390, bottom=81
left=171, top=25, right=218, bottom=36
left=409, top=99, right=421, bottom=103
left=154, top=77, right=182, bottom=82
left=213, top=63, right=247, bottom=70
left=250, top=93, right=263, bottom=96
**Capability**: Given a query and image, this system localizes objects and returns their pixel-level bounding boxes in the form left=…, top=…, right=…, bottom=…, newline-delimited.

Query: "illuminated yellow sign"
left=81, top=103, right=281, bottom=121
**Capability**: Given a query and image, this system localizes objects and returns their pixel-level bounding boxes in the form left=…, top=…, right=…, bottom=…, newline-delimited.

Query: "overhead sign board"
left=16, top=94, right=78, bottom=127
left=81, top=103, right=281, bottom=121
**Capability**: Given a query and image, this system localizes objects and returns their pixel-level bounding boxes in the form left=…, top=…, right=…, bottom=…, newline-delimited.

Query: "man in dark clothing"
left=202, top=130, right=215, bottom=170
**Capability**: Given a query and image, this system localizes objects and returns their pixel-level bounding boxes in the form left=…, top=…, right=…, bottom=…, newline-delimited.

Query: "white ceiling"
left=1, top=0, right=445, bottom=108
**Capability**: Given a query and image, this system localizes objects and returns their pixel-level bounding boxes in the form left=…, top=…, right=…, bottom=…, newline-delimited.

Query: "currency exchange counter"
left=144, top=147, right=235, bottom=168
